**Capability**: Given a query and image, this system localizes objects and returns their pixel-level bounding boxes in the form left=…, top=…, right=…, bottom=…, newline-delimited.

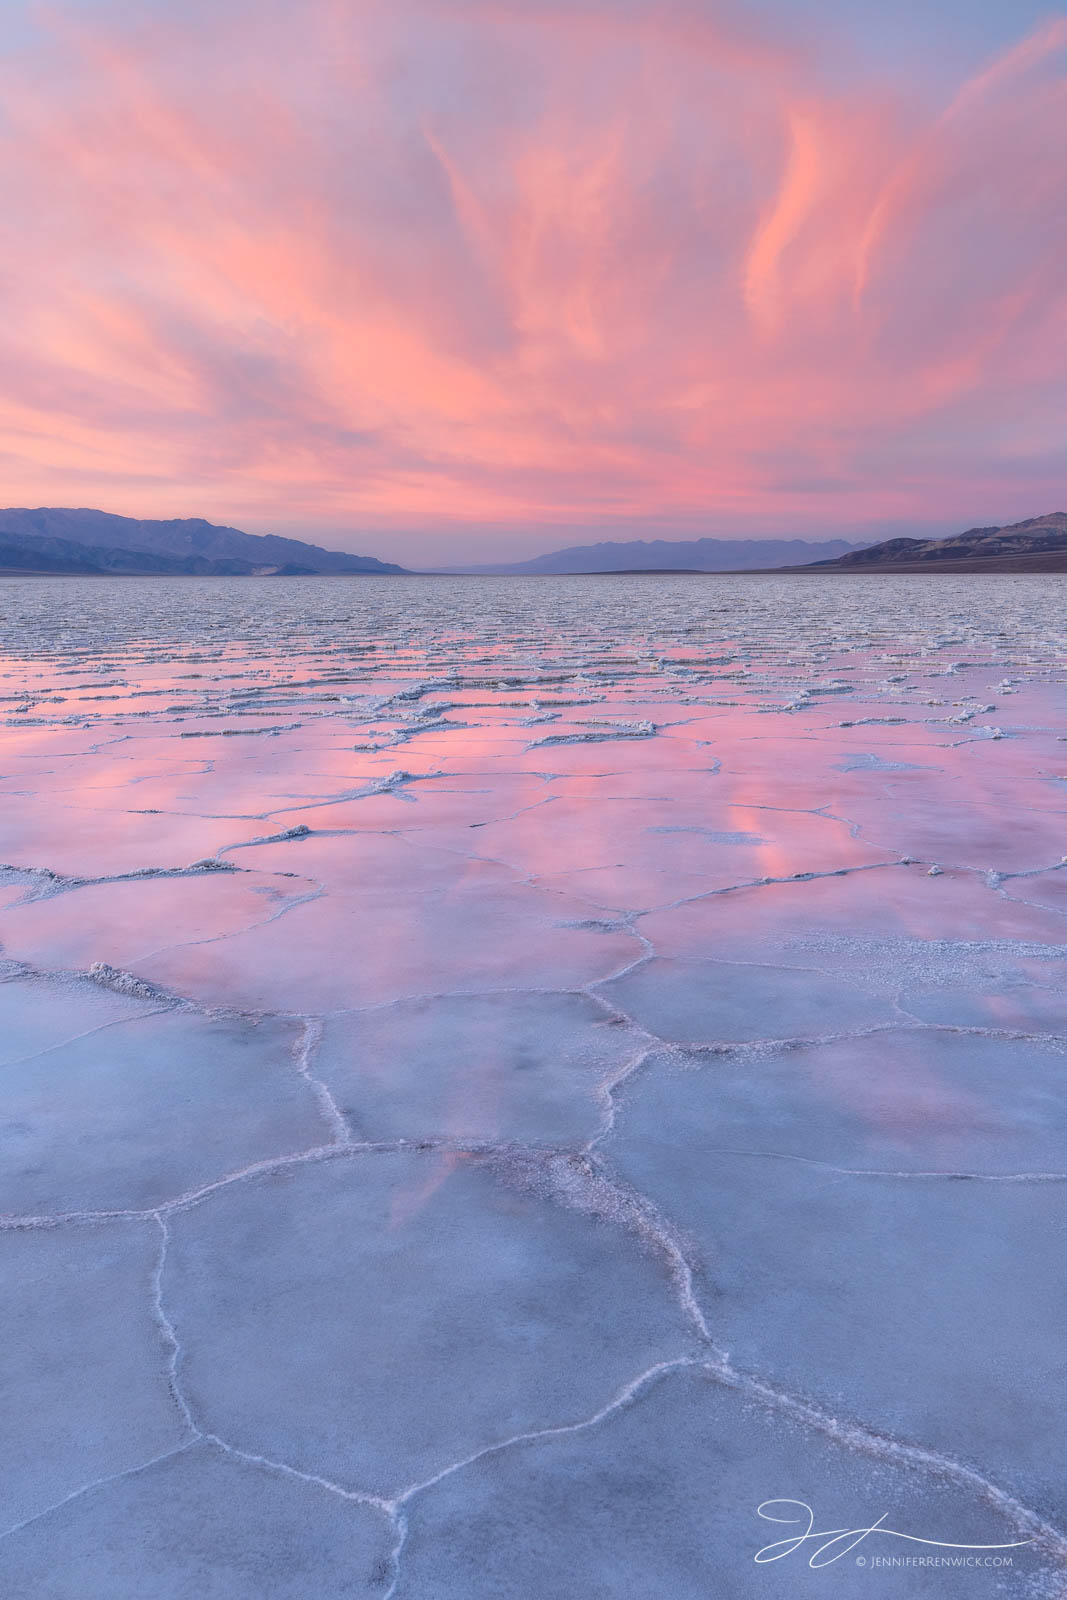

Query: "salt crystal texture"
left=0, top=573, right=1065, bottom=1594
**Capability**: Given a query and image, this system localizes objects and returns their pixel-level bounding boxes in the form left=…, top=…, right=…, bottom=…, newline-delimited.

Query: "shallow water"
left=1, top=573, right=1065, bottom=1596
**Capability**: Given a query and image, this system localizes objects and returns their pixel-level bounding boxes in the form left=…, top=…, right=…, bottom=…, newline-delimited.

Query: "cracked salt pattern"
left=0, top=572, right=1065, bottom=1597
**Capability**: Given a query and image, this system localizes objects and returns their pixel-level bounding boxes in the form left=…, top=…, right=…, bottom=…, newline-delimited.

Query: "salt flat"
left=0, top=572, right=1065, bottom=1597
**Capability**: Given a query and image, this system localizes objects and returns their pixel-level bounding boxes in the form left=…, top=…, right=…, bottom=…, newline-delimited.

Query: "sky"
left=0, top=0, right=1065, bottom=565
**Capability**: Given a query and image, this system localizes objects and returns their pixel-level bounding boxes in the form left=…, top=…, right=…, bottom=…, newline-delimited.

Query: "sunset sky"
left=1, top=0, right=1065, bottom=564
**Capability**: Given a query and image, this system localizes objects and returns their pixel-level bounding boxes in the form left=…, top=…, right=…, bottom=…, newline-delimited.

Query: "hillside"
left=0, top=528, right=293, bottom=576
left=0, top=509, right=406, bottom=575
left=798, top=513, right=1067, bottom=573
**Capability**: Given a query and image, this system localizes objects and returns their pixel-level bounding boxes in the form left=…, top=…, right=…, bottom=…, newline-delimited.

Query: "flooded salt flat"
left=1, top=572, right=1065, bottom=1597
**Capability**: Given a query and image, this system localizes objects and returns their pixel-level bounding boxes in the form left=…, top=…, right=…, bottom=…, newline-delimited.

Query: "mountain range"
left=795, top=512, right=1067, bottom=573
left=2, top=506, right=1065, bottom=579
left=439, top=535, right=870, bottom=574
left=0, top=509, right=406, bottom=576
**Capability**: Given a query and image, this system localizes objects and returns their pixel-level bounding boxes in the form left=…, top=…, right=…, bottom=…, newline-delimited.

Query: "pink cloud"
left=0, top=1, right=1064, bottom=560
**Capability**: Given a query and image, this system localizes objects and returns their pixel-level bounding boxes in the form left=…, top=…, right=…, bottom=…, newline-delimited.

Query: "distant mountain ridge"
left=799, top=513, right=1067, bottom=573
left=0, top=508, right=406, bottom=576
left=441, top=535, right=872, bottom=574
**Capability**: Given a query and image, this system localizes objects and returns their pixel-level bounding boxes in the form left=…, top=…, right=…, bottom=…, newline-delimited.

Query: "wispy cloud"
left=0, top=0, right=1065, bottom=559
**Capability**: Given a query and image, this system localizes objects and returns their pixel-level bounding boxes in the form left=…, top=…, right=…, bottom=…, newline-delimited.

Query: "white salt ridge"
left=527, top=719, right=657, bottom=747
